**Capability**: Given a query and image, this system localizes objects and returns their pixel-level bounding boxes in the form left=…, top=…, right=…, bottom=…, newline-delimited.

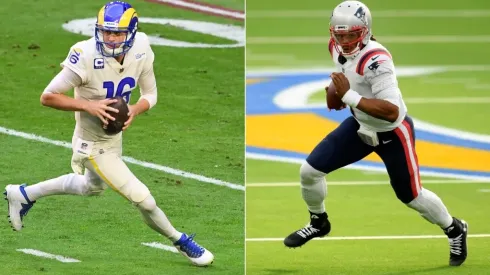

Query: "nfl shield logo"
left=94, top=58, right=104, bottom=69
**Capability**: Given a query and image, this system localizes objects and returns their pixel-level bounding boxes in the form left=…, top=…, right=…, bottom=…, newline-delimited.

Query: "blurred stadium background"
left=246, top=0, right=490, bottom=274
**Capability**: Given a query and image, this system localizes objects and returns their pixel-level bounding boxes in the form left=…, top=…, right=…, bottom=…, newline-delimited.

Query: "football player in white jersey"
left=4, top=1, right=213, bottom=267
left=284, top=1, right=468, bottom=267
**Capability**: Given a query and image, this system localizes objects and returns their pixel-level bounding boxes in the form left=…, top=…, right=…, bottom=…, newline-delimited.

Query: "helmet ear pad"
left=126, top=16, right=138, bottom=44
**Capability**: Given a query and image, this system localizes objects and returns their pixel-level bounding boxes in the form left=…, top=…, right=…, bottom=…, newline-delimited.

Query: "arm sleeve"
left=137, top=47, right=157, bottom=108
left=42, top=67, right=83, bottom=94
left=363, top=56, right=401, bottom=107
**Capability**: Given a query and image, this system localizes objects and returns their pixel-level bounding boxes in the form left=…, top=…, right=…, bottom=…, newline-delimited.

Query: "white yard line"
left=247, top=179, right=489, bottom=187
left=246, top=234, right=490, bottom=242
left=306, top=97, right=490, bottom=107
left=152, top=0, right=244, bottom=20
left=404, top=97, right=490, bottom=104
left=141, top=242, right=179, bottom=253
left=0, top=126, right=244, bottom=191
left=247, top=35, right=490, bottom=45
left=16, top=249, right=81, bottom=263
left=247, top=9, right=490, bottom=18
left=246, top=65, right=490, bottom=76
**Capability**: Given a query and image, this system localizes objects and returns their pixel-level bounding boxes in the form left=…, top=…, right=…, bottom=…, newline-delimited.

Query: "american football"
left=326, top=81, right=344, bottom=110
left=103, top=96, right=129, bottom=135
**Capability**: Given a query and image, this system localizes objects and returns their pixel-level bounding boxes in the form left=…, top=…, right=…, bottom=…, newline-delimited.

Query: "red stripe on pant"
left=394, top=121, right=420, bottom=198
left=402, top=120, right=422, bottom=190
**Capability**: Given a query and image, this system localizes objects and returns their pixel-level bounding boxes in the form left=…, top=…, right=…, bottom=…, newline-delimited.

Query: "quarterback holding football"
left=284, top=0, right=468, bottom=267
left=4, top=1, right=213, bottom=267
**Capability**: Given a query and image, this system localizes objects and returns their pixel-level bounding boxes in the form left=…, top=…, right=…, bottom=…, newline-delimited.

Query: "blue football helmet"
left=95, top=1, right=138, bottom=57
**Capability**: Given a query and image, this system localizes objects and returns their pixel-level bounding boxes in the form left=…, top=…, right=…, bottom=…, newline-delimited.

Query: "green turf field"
left=0, top=0, right=244, bottom=274
left=246, top=0, right=490, bottom=274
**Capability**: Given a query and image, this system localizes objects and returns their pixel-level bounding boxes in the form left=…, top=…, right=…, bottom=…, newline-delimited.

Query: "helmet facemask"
left=330, top=25, right=368, bottom=57
left=329, top=1, right=372, bottom=58
left=95, top=22, right=137, bottom=57
left=94, top=1, right=139, bottom=58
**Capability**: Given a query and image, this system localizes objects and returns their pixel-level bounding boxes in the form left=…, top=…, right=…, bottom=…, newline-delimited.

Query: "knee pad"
left=118, top=177, right=151, bottom=204
left=83, top=170, right=107, bottom=196
left=85, top=181, right=107, bottom=196
left=300, top=162, right=326, bottom=185
left=136, top=194, right=157, bottom=212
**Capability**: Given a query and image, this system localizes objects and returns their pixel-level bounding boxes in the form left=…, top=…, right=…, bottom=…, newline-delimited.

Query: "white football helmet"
left=329, top=1, right=373, bottom=57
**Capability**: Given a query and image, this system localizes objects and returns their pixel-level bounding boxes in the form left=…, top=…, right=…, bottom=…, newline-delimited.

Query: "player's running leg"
left=4, top=169, right=106, bottom=231
left=84, top=151, right=214, bottom=266
left=284, top=116, right=374, bottom=248
left=375, top=116, right=467, bottom=266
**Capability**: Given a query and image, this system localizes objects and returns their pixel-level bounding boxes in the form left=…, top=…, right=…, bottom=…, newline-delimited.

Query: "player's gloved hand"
left=83, top=98, right=119, bottom=126
left=122, top=105, right=136, bottom=131
left=330, top=72, right=351, bottom=98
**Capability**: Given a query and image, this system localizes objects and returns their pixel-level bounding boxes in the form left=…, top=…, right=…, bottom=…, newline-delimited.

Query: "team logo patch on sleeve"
left=356, top=49, right=391, bottom=75
left=368, top=60, right=386, bottom=72
left=135, top=53, right=146, bottom=60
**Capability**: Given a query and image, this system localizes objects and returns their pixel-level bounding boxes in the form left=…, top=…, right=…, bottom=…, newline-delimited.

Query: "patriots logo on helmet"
left=354, top=7, right=367, bottom=24
left=354, top=7, right=365, bottom=19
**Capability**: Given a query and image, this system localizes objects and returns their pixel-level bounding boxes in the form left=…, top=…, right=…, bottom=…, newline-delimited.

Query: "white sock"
left=300, top=162, right=327, bottom=214
left=407, top=188, right=453, bottom=229
left=24, top=173, right=89, bottom=201
left=141, top=208, right=183, bottom=242
left=138, top=196, right=183, bottom=242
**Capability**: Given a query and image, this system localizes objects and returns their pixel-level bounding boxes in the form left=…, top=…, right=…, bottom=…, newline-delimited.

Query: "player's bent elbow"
left=40, top=93, right=50, bottom=106
left=387, top=107, right=399, bottom=123
left=40, top=93, right=55, bottom=107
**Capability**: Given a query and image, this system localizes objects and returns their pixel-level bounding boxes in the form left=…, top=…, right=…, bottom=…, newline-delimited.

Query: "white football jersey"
left=329, top=39, right=407, bottom=132
left=61, top=32, right=155, bottom=141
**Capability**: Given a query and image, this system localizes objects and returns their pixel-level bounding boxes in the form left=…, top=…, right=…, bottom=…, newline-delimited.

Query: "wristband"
left=341, top=89, right=362, bottom=108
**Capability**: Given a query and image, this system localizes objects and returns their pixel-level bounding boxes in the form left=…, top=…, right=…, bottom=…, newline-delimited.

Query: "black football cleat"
left=444, top=217, right=468, bottom=266
left=284, top=211, right=331, bottom=248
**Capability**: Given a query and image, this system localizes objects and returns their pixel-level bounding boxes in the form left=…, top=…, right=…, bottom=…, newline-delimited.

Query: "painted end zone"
left=245, top=67, right=490, bottom=181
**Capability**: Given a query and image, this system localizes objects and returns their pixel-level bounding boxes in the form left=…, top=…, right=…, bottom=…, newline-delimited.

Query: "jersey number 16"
left=103, top=77, right=135, bottom=104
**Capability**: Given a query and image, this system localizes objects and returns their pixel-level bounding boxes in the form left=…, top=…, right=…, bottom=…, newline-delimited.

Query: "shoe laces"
left=177, top=234, right=205, bottom=258
left=449, top=234, right=463, bottom=255
left=297, top=224, right=320, bottom=238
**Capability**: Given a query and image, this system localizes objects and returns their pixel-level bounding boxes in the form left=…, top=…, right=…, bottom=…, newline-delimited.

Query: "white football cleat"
left=173, top=233, right=214, bottom=266
left=4, top=184, right=36, bottom=231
